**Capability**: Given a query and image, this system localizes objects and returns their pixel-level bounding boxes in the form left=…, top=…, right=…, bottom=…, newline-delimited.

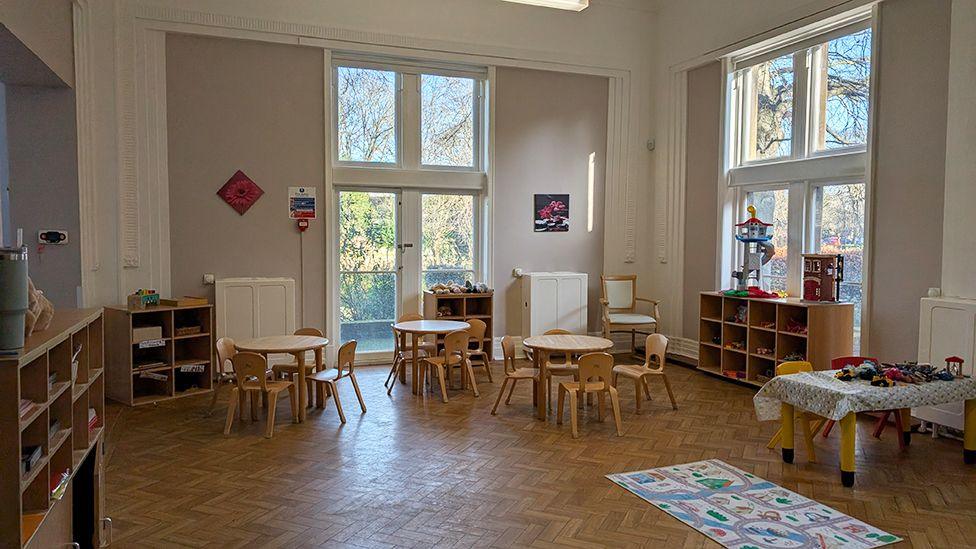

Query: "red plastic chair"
left=822, top=356, right=907, bottom=449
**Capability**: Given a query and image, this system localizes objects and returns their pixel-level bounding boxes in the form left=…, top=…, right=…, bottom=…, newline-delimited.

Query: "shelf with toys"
left=698, top=205, right=854, bottom=387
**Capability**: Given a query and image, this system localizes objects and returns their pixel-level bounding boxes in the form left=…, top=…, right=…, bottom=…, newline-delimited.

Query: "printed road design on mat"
left=607, top=460, right=901, bottom=549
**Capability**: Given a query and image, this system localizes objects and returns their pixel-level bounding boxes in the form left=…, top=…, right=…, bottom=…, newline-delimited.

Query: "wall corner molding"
left=73, top=0, right=99, bottom=298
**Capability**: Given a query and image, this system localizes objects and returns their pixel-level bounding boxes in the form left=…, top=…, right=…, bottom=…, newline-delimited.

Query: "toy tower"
left=732, top=205, right=775, bottom=291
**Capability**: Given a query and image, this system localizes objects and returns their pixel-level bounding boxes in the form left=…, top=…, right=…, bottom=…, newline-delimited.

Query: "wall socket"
left=38, top=230, right=68, bottom=245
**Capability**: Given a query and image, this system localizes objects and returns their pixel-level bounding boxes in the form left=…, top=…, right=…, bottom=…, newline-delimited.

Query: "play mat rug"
left=606, top=460, right=901, bottom=549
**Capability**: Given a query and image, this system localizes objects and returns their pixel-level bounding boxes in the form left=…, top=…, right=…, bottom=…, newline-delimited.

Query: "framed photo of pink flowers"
left=534, top=194, right=569, bottom=232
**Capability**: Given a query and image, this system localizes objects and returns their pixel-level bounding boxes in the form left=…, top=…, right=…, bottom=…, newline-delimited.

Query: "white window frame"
left=720, top=6, right=877, bottom=351
left=332, top=62, right=403, bottom=168
left=419, top=74, right=485, bottom=172
left=419, top=189, right=483, bottom=293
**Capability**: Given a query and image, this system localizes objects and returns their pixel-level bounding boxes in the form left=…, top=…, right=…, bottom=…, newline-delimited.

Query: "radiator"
left=916, top=296, right=976, bottom=430
left=215, top=277, right=296, bottom=342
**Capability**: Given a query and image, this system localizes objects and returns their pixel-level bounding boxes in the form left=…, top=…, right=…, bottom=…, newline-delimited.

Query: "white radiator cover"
left=915, top=296, right=976, bottom=430
left=215, top=277, right=296, bottom=341
left=520, top=272, right=588, bottom=337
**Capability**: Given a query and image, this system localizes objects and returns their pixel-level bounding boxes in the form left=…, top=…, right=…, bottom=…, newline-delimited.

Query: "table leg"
left=535, top=350, right=546, bottom=421
left=296, top=351, right=307, bottom=422
left=900, top=408, right=912, bottom=447
left=398, top=332, right=407, bottom=385
left=780, top=403, right=795, bottom=464
left=315, top=347, right=325, bottom=409
left=965, top=399, right=976, bottom=464
left=411, top=336, right=420, bottom=395
left=840, top=412, right=856, bottom=487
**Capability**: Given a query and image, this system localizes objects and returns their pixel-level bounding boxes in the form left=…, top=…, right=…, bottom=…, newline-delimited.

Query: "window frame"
left=419, top=190, right=482, bottom=292
left=332, top=62, right=403, bottom=168
left=419, top=74, right=484, bottom=172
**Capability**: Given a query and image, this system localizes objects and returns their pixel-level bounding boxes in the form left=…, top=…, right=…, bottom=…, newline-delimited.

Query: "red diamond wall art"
left=217, top=170, right=264, bottom=215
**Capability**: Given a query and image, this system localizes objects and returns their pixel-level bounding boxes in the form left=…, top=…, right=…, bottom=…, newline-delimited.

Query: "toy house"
left=803, top=254, right=844, bottom=302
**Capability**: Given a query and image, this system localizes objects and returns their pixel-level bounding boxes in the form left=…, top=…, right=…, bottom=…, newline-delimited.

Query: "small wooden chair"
left=766, top=361, right=826, bottom=462
left=208, top=337, right=237, bottom=416
left=386, top=325, right=428, bottom=393
left=308, top=340, right=365, bottom=424
left=224, top=352, right=297, bottom=438
left=601, top=274, right=660, bottom=355
left=557, top=352, right=623, bottom=438
left=465, top=319, right=493, bottom=382
left=612, top=334, right=677, bottom=412
left=420, top=330, right=479, bottom=403
left=491, top=336, right=539, bottom=414
left=541, top=328, right=579, bottom=411
left=272, top=327, right=323, bottom=407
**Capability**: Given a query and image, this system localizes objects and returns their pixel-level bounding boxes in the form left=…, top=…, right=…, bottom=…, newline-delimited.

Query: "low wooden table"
left=755, top=370, right=976, bottom=486
left=392, top=320, right=470, bottom=395
left=522, top=334, right=613, bottom=420
left=235, top=335, right=328, bottom=422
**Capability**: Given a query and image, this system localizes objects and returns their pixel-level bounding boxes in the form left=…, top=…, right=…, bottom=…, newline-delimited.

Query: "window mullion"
left=792, top=50, right=810, bottom=159
left=786, top=181, right=807, bottom=296
left=401, top=73, right=420, bottom=170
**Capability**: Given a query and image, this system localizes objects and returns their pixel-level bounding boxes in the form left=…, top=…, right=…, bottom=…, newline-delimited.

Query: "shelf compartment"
left=721, top=323, right=747, bottom=353
left=722, top=298, right=748, bottom=324
left=748, top=300, right=777, bottom=330
left=700, top=319, right=722, bottom=347
left=720, top=349, right=747, bottom=380
left=174, top=307, right=211, bottom=338
left=777, top=304, right=809, bottom=336
left=698, top=344, right=721, bottom=372
left=700, top=293, right=723, bottom=320
left=747, top=327, right=776, bottom=358
left=776, top=332, right=808, bottom=363
left=748, top=355, right=776, bottom=384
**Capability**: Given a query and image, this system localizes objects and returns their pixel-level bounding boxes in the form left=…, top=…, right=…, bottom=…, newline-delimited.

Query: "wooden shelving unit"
left=698, top=292, right=853, bottom=387
left=105, top=304, right=214, bottom=406
left=423, top=292, right=494, bottom=361
left=0, top=308, right=107, bottom=548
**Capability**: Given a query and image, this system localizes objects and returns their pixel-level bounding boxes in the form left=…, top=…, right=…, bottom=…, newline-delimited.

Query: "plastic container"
left=0, top=245, right=29, bottom=350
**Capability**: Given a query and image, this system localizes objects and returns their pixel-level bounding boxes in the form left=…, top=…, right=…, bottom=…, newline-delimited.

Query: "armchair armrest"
left=634, top=297, right=662, bottom=321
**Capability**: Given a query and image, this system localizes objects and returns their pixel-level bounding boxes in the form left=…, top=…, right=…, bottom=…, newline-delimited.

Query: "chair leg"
left=223, top=387, right=239, bottom=435
left=800, top=414, right=817, bottom=463
left=873, top=412, right=891, bottom=439
left=238, top=390, right=247, bottom=423
left=385, top=356, right=399, bottom=388
left=250, top=391, right=259, bottom=421
left=265, top=391, right=278, bottom=439
left=822, top=420, right=836, bottom=438
left=464, top=359, right=480, bottom=397
left=894, top=409, right=906, bottom=450
left=207, top=378, right=222, bottom=416
left=662, top=374, right=677, bottom=410
left=492, top=378, right=509, bottom=415
left=288, top=384, right=298, bottom=419
left=350, top=373, right=367, bottom=413
left=436, top=366, right=449, bottom=403
left=556, top=385, right=565, bottom=425
left=597, top=391, right=605, bottom=422
left=569, top=390, right=579, bottom=438
left=330, top=381, right=347, bottom=423
left=609, top=386, right=623, bottom=437
left=642, top=377, right=652, bottom=400
left=506, top=379, right=518, bottom=404
left=634, top=377, right=642, bottom=414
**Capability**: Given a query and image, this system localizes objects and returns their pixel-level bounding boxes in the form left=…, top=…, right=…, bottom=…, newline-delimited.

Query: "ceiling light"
left=501, top=0, right=589, bottom=12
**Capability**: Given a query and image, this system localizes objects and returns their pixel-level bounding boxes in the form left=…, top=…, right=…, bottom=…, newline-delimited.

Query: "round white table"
left=235, top=335, right=329, bottom=422
left=392, top=320, right=470, bottom=395
left=522, top=334, right=613, bottom=420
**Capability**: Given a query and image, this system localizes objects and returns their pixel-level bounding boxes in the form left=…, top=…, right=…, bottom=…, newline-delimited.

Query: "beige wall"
left=493, top=67, right=608, bottom=336
left=166, top=35, right=326, bottom=328
left=0, top=0, right=73, bottom=86
left=6, top=85, right=80, bottom=308
left=868, top=0, right=950, bottom=359
left=681, top=62, right=721, bottom=339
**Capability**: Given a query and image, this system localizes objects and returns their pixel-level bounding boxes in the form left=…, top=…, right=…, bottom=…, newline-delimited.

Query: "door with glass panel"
left=338, top=190, right=400, bottom=354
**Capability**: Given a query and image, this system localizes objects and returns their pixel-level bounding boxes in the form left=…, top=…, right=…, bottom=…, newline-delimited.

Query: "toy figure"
left=730, top=205, right=776, bottom=293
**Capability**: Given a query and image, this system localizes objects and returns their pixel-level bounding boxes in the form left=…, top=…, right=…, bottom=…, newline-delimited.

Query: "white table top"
left=235, top=335, right=329, bottom=354
left=392, top=320, right=470, bottom=334
left=522, top=334, right=613, bottom=353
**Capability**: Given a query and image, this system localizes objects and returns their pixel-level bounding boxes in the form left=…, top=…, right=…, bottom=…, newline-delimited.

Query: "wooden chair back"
left=442, top=330, right=469, bottom=366
left=602, top=275, right=637, bottom=312
left=576, top=352, right=614, bottom=392
left=396, top=313, right=426, bottom=347
left=216, top=337, right=236, bottom=375
left=501, top=335, right=517, bottom=375
left=398, top=313, right=423, bottom=322
left=467, top=319, right=487, bottom=351
left=776, top=361, right=813, bottom=376
left=543, top=328, right=572, bottom=365
left=830, top=356, right=879, bottom=370
left=335, top=340, right=357, bottom=375
left=642, top=334, right=669, bottom=372
left=294, top=327, right=324, bottom=337
left=232, top=352, right=270, bottom=391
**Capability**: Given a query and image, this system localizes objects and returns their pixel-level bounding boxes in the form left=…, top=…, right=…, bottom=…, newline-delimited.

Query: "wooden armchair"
left=601, top=275, right=660, bottom=354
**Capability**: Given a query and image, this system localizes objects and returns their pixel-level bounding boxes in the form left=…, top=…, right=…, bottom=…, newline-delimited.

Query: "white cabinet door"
left=915, top=298, right=976, bottom=430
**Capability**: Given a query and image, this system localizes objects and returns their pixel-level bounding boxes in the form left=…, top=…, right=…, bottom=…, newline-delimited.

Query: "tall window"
left=422, top=193, right=475, bottom=288
left=727, top=17, right=873, bottom=350
left=335, top=67, right=398, bottom=164
left=421, top=75, right=476, bottom=168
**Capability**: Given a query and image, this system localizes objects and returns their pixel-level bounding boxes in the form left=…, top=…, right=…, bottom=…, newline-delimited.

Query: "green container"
left=0, top=246, right=29, bottom=350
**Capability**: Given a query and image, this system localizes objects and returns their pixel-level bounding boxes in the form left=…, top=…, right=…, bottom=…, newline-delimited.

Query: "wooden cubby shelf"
left=423, top=292, right=494, bottom=361
left=698, top=292, right=853, bottom=388
left=1, top=309, right=107, bottom=548
left=105, top=304, right=214, bottom=406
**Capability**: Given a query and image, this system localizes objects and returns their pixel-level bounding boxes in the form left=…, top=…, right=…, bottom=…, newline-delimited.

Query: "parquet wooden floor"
left=103, top=358, right=976, bottom=548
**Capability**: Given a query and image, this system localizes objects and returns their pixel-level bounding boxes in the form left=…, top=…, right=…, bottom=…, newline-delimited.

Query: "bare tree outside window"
left=421, top=75, right=475, bottom=167
left=422, top=194, right=475, bottom=288
left=336, top=67, right=397, bottom=163
left=749, top=55, right=794, bottom=160
left=819, top=29, right=871, bottom=149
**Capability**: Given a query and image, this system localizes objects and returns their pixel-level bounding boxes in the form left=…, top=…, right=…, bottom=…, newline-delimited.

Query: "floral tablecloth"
left=754, top=371, right=976, bottom=421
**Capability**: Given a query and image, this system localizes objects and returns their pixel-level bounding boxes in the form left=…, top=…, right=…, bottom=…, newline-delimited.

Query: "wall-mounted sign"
left=288, top=187, right=317, bottom=219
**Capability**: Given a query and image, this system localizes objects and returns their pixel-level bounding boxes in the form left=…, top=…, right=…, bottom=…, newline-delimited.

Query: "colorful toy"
left=730, top=205, right=776, bottom=293
left=802, top=253, right=844, bottom=302
left=945, top=356, right=965, bottom=377
left=726, top=304, right=747, bottom=324
left=127, top=288, right=160, bottom=310
left=784, top=317, right=808, bottom=335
